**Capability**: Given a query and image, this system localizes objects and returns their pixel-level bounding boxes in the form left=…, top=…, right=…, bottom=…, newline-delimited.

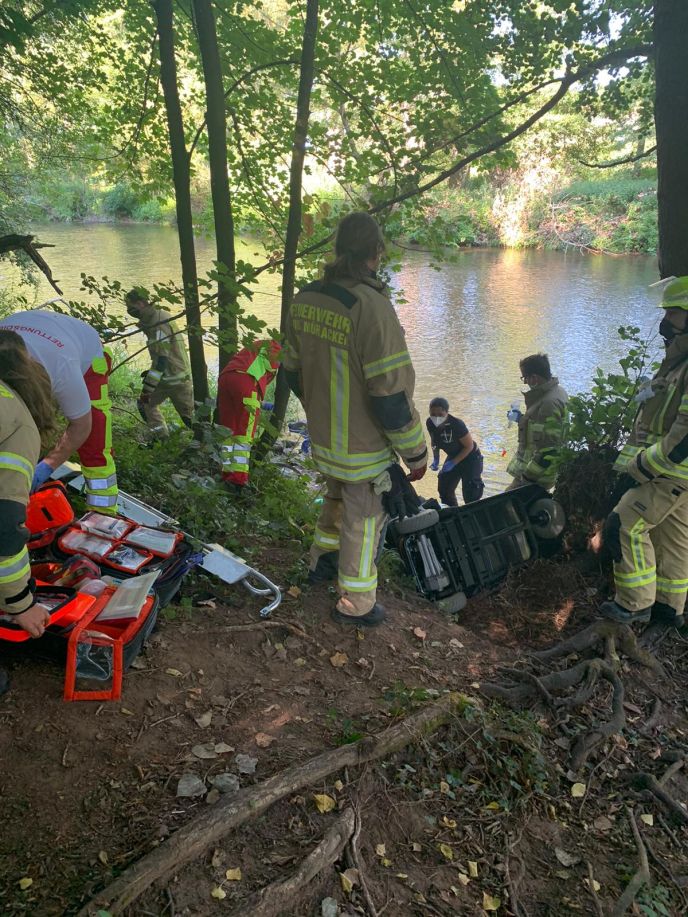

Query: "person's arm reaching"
left=34, top=412, right=92, bottom=488
left=453, top=431, right=474, bottom=465
left=523, top=402, right=566, bottom=484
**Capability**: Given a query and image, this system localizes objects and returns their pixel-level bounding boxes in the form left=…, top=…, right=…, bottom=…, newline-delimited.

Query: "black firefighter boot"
left=307, top=551, right=339, bottom=585
left=650, top=601, right=685, bottom=629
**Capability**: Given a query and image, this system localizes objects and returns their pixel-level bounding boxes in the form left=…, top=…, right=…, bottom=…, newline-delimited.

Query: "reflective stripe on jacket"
left=614, top=334, right=688, bottom=484
left=506, top=377, right=568, bottom=486
left=283, top=274, right=427, bottom=483
left=0, top=382, right=39, bottom=614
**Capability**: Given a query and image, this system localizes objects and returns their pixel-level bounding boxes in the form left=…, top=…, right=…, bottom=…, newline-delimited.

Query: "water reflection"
left=3, top=225, right=660, bottom=494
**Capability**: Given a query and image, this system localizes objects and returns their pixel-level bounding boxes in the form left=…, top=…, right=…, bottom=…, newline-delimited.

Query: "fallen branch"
left=0, top=233, right=63, bottom=294
left=227, top=808, right=355, bottom=917
left=610, top=808, right=650, bottom=917
left=79, top=692, right=473, bottom=915
left=633, top=772, right=688, bottom=825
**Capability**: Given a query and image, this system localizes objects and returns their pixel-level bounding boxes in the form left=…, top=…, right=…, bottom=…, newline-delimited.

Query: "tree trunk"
left=270, top=0, right=320, bottom=433
left=654, top=0, right=688, bottom=278
left=192, top=0, right=237, bottom=371
left=152, top=0, right=209, bottom=402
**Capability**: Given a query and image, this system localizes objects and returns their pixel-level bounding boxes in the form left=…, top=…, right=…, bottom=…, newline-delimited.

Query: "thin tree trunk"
left=270, top=0, right=320, bottom=434
left=192, top=0, right=237, bottom=370
left=654, top=0, right=688, bottom=278
left=152, top=0, right=209, bottom=402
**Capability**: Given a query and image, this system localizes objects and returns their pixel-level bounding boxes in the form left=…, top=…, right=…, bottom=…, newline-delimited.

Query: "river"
left=1, top=223, right=661, bottom=495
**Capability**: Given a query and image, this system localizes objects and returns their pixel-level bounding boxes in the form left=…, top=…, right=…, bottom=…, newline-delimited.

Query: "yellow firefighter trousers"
left=612, top=476, right=688, bottom=614
left=310, top=476, right=387, bottom=616
left=143, top=378, right=195, bottom=436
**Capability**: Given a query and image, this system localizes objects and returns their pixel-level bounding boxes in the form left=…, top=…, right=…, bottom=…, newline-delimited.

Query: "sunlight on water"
left=3, top=224, right=660, bottom=496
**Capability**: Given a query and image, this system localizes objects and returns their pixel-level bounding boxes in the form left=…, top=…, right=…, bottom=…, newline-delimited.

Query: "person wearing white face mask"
left=426, top=397, right=484, bottom=506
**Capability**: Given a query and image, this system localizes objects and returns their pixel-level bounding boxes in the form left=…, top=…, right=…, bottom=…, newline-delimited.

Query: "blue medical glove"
left=31, top=460, right=53, bottom=493
left=430, top=459, right=440, bottom=471
left=507, top=408, right=523, bottom=423
left=261, top=401, right=274, bottom=411
left=440, top=458, right=457, bottom=475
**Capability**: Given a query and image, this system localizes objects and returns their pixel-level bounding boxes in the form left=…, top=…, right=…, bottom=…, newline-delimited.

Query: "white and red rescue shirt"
left=0, top=311, right=104, bottom=420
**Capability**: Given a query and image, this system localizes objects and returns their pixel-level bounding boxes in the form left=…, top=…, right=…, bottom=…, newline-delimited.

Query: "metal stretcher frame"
left=51, top=463, right=282, bottom=617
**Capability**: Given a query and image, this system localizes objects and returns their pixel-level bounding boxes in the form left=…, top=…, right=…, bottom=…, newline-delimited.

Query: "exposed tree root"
left=226, top=808, right=355, bottom=917
left=633, top=770, right=688, bottom=826
left=482, top=621, right=664, bottom=770
left=610, top=808, right=651, bottom=917
left=78, top=692, right=474, bottom=915
left=345, top=803, right=379, bottom=917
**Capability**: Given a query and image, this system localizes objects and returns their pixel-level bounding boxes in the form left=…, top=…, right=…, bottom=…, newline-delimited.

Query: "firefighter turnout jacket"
left=137, top=303, right=191, bottom=391
left=507, top=377, right=568, bottom=488
left=283, top=275, right=427, bottom=480
left=0, top=383, right=39, bottom=614
left=608, top=333, right=688, bottom=615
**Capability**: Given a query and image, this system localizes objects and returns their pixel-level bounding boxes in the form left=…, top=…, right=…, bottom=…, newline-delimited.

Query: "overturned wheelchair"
left=379, top=466, right=565, bottom=614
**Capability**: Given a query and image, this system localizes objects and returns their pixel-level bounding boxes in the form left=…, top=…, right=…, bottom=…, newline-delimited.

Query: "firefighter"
left=0, top=311, right=118, bottom=513
left=600, top=277, right=688, bottom=627
left=0, top=332, right=56, bottom=694
left=506, top=353, right=568, bottom=491
left=283, top=212, right=427, bottom=628
left=427, top=397, right=484, bottom=506
left=125, top=289, right=195, bottom=436
left=216, top=340, right=281, bottom=488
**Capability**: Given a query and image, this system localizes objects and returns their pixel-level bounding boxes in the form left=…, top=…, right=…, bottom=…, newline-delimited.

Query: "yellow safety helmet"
left=659, top=276, right=688, bottom=311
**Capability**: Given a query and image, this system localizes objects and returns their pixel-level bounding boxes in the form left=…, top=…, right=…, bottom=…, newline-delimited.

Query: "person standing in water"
left=427, top=397, right=484, bottom=506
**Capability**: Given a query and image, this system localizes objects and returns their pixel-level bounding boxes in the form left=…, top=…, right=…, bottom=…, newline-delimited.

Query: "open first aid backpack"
left=0, top=482, right=200, bottom=701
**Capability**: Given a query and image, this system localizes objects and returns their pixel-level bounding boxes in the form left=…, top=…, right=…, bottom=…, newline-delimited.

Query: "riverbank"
left=19, top=169, right=658, bottom=256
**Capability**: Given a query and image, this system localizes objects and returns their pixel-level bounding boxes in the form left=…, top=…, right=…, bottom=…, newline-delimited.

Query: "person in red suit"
left=216, top=340, right=281, bottom=488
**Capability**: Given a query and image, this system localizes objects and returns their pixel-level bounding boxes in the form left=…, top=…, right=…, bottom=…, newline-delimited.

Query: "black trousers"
left=437, top=448, right=485, bottom=507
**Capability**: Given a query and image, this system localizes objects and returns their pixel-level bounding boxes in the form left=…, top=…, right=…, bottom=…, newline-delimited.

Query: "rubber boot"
left=0, top=667, right=9, bottom=697
left=308, top=551, right=339, bottom=585
left=599, top=601, right=651, bottom=625
left=650, top=601, right=685, bottom=628
left=331, top=603, right=386, bottom=628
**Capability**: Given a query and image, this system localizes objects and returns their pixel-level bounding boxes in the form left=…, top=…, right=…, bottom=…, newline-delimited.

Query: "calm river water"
left=2, top=223, right=661, bottom=495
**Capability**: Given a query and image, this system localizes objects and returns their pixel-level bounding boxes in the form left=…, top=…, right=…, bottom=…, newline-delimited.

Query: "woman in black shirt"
left=426, top=397, right=484, bottom=506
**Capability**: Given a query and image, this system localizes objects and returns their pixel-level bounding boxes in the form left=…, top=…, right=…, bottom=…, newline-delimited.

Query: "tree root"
left=610, top=808, right=650, bottom=917
left=482, top=620, right=665, bottom=770
left=346, top=804, right=379, bottom=917
left=226, top=808, right=355, bottom=917
left=78, top=692, right=474, bottom=915
left=633, top=771, right=688, bottom=826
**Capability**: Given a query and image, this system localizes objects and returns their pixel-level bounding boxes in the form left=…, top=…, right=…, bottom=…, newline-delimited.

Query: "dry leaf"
left=226, top=867, right=242, bottom=881
left=438, top=843, right=454, bottom=861
left=313, top=793, right=336, bottom=813
left=440, top=780, right=450, bottom=795
left=375, top=843, right=386, bottom=857
left=120, top=708, right=134, bottom=716
left=334, top=779, right=344, bottom=792
left=396, top=873, right=408, bottom=879
left=640, top=813, right=654, bottom=826
left=413, top=627, right=427, bottom=640
left=339, top=868, right=358, bottom=894
left=214, top=742, right=234, bottom=754
left=468, top=861, right=479, bottom=878
left=381, top=858, right=393, bottom=867
left=211, top=848, right=223, bottom=868
left=166, top=668, right=183, bottom=677
left=457, top=872, right=470, bottom=886
left=441, top=816, right=457, bottom=828
left=329, top=652, right=348, bottom=668
left=210, top=885, right=226, bottom=899
left=287, top=585, right=302, bottom=598
left=98, top=850, right=108, bottom=865
left=412, top=842, right=422, bottom=852
left=555, top=847, right=581, bottom=868
left=571, top=782, right=586, bottom=798
left=482, top=892, right=501, bottom=911
left=485, top=801, right=501, bottom=811
left=192, top=743, right=218, bottom=760
left=584, top=877, right=602, bottom=892
left=197, top=598, right=216, bottom=608
left=254, top=733, right=276, bottom=748
left=18, top=877, right=33, bottom=890
left=194, top=711, right=212, bottom=729
left=593, top=815, right=613, bottom=831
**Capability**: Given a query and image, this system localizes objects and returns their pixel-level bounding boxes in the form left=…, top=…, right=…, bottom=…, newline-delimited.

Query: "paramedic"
left=427, top=397, right=484, bottom=506
left=506, top=353, right=568, bottom=491
left=0, top=311, right=118, bottom=513
left=0, top=331, right=56, bottom=694
left=600, top=277, right=688, bottom=628
left=283, top=211, right=427, bottom=628
left=125, top=288, right=195, bottom=436
left=216, top=340, right=281, bottom=488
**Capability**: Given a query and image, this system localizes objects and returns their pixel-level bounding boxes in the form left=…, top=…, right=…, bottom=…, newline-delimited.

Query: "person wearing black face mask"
left=426, top=397, right=484, bottom=506
left=600, top=276, right=688, bottom=629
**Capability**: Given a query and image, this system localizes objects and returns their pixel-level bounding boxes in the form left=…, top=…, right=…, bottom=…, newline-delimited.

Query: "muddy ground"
left=1, top=546, right=686, bottom=917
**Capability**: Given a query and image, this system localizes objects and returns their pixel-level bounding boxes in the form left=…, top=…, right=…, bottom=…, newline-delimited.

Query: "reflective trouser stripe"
left=314, top=528, right=340, bottom=551
left=339, top=572, right=378, bottom=592
left=656, top=576, right=688, bottom=594
left=614, top=517, right=656, bottom=589
left=85, top=473, right=118, bottom=491
left=85, top=492, right=119, bottom=509
left=0, top=452, right=33, bottom=486
left=0, top=548, right=30, bottom=585
left=338, top=516, right=378, bottom=593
